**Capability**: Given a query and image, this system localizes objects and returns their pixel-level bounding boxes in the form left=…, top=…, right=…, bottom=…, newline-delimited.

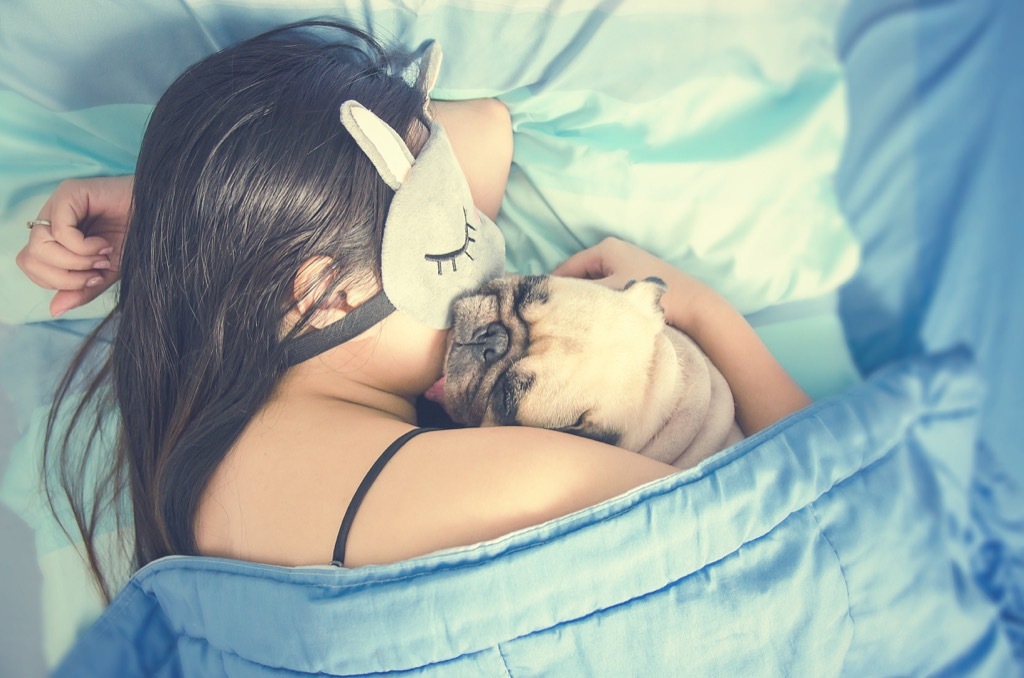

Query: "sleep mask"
left=283, top=42, right=506, bottom=367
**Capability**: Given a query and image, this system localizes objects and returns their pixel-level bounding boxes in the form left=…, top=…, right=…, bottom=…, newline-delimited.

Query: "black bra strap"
left=332, top=427, right=437, bottom=567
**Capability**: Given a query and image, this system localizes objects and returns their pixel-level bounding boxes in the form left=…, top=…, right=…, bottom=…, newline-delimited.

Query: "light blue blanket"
left=51, top=350, right=1014, bottom=675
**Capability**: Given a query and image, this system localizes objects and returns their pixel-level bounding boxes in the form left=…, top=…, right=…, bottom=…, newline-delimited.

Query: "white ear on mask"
left=339, top=101, right=414, bottom=190
left=339, top=41, right=444, bottom=189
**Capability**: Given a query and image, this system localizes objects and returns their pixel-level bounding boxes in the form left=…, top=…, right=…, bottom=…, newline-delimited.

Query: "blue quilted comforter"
left=55, top=350, right=1016, bottom=676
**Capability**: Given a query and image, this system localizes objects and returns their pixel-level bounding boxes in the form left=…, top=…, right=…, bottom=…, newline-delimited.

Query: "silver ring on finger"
left=27, top=219, right=52, bottom=230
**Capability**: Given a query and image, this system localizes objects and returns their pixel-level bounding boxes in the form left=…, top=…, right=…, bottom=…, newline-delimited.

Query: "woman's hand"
left=551, top=236, right=718, bottom=333
left=553, top=237, right=811, bottom=435
left=15, top=175, right=133, bottom=317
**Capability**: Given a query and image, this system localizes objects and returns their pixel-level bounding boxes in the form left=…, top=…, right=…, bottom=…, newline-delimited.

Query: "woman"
left=15, top=21, right=810, bottom=599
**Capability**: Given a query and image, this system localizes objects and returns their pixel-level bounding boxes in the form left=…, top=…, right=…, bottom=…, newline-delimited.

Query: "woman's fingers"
left=50, top=287, right=107, bottom=318
left=552, top=237, right=685, bottom=290
left=38, top=237, right=111, bottom=272
left=17, top=223, right=110, bottom=286
left=46, top=183, right=113, bottom=256
left=19, top=259, right=109, bottom=291
left=43, top=268, right=113, bottom=318
left=551, top=245, right=610, bottom=279
left=551, top=237, right=646, bottom=286
left=52, top=222, right=112, bottom=257
left=16, top=176, right=131, bottom=316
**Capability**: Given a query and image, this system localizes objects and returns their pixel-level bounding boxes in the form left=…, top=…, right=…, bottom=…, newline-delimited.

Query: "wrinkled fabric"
left=54, top=350, right=1016, bottom=676
left=834, top=0, right=1024, bottom=657
left=0, top=0, right=855, bottom=323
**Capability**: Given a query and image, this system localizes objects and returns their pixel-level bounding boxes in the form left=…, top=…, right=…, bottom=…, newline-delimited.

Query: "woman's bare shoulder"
left=196, top=423, right=676, bottom=569
left=342, top=426, right=676, bottom=567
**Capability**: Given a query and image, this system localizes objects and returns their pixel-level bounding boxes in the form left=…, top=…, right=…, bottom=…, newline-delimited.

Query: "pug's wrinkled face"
left=440, top=274, right=677, bottom=449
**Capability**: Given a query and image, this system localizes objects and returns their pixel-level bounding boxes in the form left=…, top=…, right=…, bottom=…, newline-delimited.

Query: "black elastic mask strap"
left=282, top=291, right=396, bottom=367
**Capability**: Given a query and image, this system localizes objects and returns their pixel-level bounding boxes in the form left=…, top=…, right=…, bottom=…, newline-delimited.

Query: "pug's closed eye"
left=554, top=411, right=589, bottom=434
left=490, top=371, right=532, bottom=426
left=555, top=411, right=620, bottom=447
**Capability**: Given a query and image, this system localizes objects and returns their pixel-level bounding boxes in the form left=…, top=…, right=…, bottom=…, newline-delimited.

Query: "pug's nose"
left=474, top=322, right=509, bottom=365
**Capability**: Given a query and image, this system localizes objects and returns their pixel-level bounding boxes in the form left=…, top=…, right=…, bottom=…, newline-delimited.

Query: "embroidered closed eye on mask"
left=283, top=42, right=506, bottom=367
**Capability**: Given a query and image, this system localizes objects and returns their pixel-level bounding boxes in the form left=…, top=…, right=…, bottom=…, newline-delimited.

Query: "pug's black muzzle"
left=464, top=322, right=510, bottom=365
left=444, top=276, right=547, bottom=426
left=445, top=320, right=518, bottom=425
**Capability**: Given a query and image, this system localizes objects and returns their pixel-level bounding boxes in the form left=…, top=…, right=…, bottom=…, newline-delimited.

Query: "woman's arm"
left=553, top=237, right=811, bottom=436
left=672, top=290, right=812, bottom=436
left=339, top=424, right=677, bottom=567
left=431, top=99, right=513, bottom=221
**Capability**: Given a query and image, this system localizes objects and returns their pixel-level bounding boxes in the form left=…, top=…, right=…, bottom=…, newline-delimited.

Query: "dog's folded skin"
left=640, top=328, right=744, bottom=468
left=439, top=275, right=743, bottom=470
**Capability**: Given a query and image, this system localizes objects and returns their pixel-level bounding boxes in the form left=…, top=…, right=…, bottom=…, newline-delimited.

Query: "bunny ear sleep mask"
left=283, top=42, right=506, bottom=367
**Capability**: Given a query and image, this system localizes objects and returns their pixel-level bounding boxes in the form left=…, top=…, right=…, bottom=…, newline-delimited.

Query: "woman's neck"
left=272, top=311, right=448, bottom=427
left=277, top=360, right=419, bottom=425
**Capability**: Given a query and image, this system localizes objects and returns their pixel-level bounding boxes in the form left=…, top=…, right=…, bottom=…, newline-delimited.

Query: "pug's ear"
left=621, top=277, right=668, bottom=318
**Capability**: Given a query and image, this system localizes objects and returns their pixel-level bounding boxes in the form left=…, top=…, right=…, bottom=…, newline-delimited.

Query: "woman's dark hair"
left=43, top=19, right=429, bottom=600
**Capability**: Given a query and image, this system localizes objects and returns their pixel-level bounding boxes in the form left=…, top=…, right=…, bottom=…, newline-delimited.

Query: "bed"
left=1, top=0, right=1021, bottom=675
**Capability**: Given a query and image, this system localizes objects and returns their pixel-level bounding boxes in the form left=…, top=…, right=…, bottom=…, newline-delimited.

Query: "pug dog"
left=425, top=275, right=743, bottom=469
